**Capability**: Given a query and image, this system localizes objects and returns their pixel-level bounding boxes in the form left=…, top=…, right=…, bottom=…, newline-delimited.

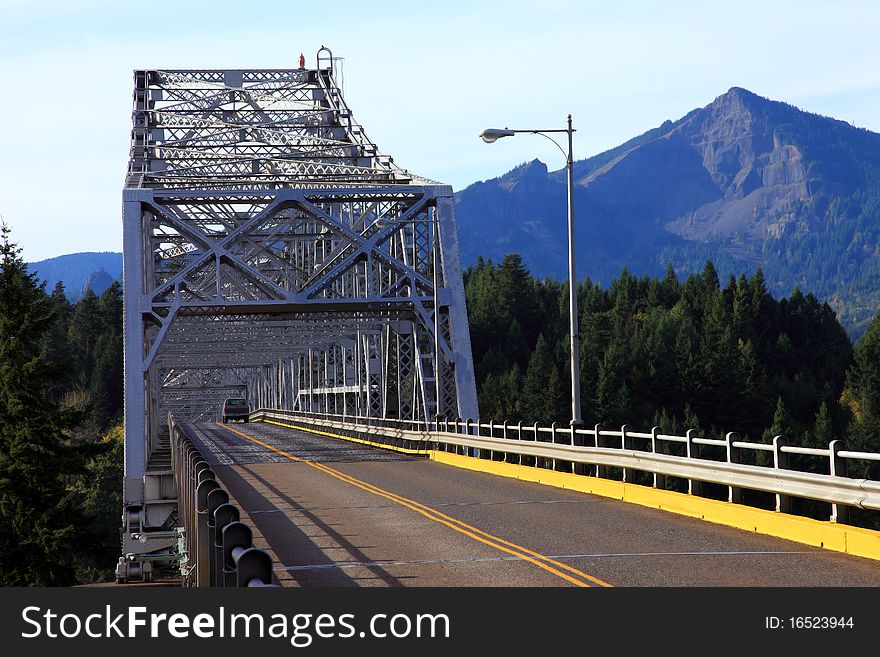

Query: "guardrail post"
left=222, top=521, right=253, bottom=587
left=829, top=440, right=849, bottom=524
left=594, top=424, right=606, bottom=479
left=465, top=418, right=473, bottom=456
left=213, top=504, right=240, bottom=587
left=573, top=424, right=587, bottom=476
left=651, top=426, right=666, bottom=489
left=550, top=422, right=558, bottom=470
left=529, top=422, right=538, bottom=467
left=516, top=421, right=523, bottom=465
left=235, top=547, right=274, bottom=587
left=686, top=429, right=702, bottom=497
left=195, top=477, right=220, bottom=587
left=206, top=488, right=229, bottom=586
left=772, top=435, right=792, bottom=513
left=726, top=432, right=742, bottom=503
left=621, top=424, right=632, bottom=483
left=488, top=420, right=496, bottom=460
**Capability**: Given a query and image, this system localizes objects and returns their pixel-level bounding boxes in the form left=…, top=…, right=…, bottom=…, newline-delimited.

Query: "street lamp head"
left=479, top=128, right=515, bottom=143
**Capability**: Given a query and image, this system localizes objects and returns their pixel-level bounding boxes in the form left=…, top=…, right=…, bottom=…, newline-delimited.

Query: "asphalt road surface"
left=184, top=420, right=880, bottom=587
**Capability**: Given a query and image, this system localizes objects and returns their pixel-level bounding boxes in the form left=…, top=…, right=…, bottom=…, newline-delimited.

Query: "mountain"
left=454, top=87, right=880, bottom=338
left=28, top=252, right=122, bottom=300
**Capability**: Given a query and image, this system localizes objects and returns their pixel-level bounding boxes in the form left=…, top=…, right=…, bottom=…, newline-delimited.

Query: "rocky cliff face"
left=454, top=87, right=880, bottom=337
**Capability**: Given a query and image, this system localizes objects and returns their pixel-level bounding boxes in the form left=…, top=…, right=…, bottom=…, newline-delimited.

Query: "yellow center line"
left=217, top=422, right=612, bottom=588
left=260, top=419, right=612, bottom=587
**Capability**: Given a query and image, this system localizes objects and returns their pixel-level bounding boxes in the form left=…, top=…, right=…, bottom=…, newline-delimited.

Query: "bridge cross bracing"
left=120, top=53, right=479, bottom=578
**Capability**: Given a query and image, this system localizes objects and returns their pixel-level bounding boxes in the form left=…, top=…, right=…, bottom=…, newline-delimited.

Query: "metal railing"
left=170, top=415, right=277, bottom=587
left=252, top=408, right=880, bottom=525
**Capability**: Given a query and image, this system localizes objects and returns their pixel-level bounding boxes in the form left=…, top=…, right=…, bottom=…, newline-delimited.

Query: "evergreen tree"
left=90, top=283, right=124, bottom=426
left=845, top=309, right=880, bottom=451
left=763, top=396, right=795, bottom=442
left=72, top=424, right=123, bottom=582
left=809, top=401, right=835, bottom=449
left=70, top=289, right=102, bottom=370
left=521, top=335, right=564, bottom=423
left=595, top=342, right=631, bottom=425
left=0, top=225, right=89, bottom=585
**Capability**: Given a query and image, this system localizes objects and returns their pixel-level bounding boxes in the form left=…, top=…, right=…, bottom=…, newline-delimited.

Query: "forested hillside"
left=465, top=254, right=880, bottom=479
left=0, top=226, right=124, bottom=585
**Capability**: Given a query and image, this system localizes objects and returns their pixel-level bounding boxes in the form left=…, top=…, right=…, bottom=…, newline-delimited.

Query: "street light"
left=478, top=115, right=582, bottom=427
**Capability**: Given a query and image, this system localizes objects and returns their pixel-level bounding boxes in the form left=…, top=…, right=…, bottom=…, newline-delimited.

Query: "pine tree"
left=68, top=288, right=102, bottom=386
left=809, top=401, right=835, bottom=449
left=521, top=335, right=563, bottom=423
left=42, top=282, right=74, bottom=402
left=0, top=224, right=89, bottom=585
left=845, top=309, right=880, bottom=451
left=595, top=342, right=630, bottom=425
left=763, top=396, right=795, bottom=442
left=90, top=283, right=124, bottom=426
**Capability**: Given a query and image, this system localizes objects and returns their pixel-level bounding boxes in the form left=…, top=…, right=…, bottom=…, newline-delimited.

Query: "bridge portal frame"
left=118, top=61, right=479, bottom=580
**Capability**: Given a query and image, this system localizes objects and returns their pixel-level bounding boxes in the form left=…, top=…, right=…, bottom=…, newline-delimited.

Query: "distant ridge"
left=28, top=252, right=122, bottom=300
left=455, top=87, right=880, bottom=338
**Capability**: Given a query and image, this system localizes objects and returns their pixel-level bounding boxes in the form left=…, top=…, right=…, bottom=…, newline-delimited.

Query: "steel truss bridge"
left=119, top=51, right=477, bottom=580
left=118, top=51, right=880, bottom=586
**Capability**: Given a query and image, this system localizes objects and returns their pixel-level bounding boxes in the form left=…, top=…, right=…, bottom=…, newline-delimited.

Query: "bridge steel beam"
left=118, top=57, right=478, bottom=581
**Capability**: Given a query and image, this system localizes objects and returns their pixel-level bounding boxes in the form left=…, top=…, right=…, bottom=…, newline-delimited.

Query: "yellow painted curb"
left=430, top=451, right=880, bottom=562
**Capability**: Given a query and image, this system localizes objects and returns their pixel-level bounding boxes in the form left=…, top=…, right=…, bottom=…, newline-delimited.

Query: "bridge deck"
left=183, top=421, right=880, bottom=587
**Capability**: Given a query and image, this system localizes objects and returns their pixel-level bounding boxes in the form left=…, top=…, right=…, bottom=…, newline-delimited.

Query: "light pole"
left=479, top=116, right=582, bottom=427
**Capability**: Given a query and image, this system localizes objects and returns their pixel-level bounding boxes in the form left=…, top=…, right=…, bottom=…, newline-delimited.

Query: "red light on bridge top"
left=299, top=53, right=305, bottom=68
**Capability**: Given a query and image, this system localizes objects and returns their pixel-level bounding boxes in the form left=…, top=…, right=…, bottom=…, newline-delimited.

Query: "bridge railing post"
left=651, top=426, right=666, bottom=490
left=726, top=432, right=742, bottom=504
left=621, top=424, right=632, bottom=482
left=206, top=488, right=229, bottom=585
left=515, top=421, right=523, bottom=465
left=829, top=440, right=849, bottom=524
left=595, top=424, right=606, bottom=479
left=222, top=522, right=252, bottom=587
left=686, top=429, right=702, bottom=497
left=195, top=476, right=220, bottom=587
left=213, top=504, right=240, bottom=587
left=234, top=548, right=275, bottom=587
left=572, top=424, right=587, bottom=476
left=773, top=435, right=791, bottom=514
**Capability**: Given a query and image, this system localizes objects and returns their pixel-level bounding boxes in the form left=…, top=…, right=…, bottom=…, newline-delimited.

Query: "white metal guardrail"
left=252, top=409, right=880, bottom=523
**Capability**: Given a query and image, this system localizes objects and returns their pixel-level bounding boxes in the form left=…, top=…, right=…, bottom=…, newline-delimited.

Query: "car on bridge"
left=221, top=398, right=250, bottom=423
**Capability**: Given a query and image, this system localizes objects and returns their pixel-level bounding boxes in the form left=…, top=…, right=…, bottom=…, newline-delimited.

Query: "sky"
left=2, top=0, right=880, bottom=261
